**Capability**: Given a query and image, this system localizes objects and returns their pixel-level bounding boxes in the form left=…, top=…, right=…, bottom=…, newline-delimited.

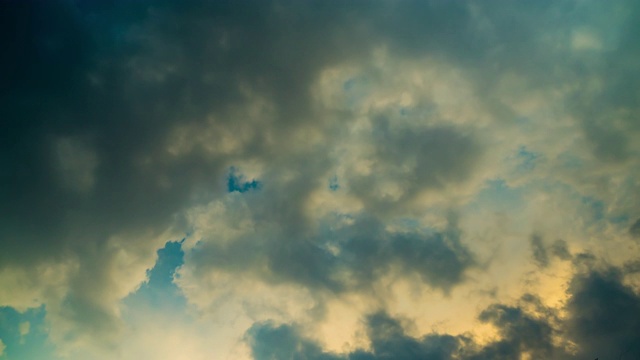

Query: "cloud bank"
left=1, top=0, right=639, bottom=359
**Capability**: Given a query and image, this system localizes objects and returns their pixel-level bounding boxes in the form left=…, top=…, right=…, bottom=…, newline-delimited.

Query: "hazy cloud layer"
left=1, top=0, right=639, bottom=359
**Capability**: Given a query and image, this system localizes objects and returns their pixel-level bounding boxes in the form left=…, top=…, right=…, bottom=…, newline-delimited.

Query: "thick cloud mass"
left=186, top=214, right=473, bottom=295
left=1, top=0, right=639, bottom=359
left=246, top=266, right=640, bottom=360
left=565, top=267, right=640, bottom=359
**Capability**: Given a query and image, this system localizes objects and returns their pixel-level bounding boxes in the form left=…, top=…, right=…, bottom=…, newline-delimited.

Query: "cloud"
left=352, top=312, right=465, bottom=360
left=247, top=322, right=344, bottom=360
left=182, top=206, right=475, bottom=297
left=564, top=266, right=640, bottom=359
left=245, top=313, right=465, bottom=360
left=470, top=298, right=562, bottom=359
left=530, top=235, right=573, bottom=269
left=530, top=234, right=550, bottom=268
left=346, top=121, right=482, bottom=214
left=2, top=0, right=640, bottom=358
left=244, top=261, right=640, bottom=360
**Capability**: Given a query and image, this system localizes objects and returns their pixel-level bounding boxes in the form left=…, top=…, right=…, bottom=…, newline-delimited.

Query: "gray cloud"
left=246, top=312, right=467, bottom=360
left=188, top=214, right=475, bottom=294
left=629, top=218, right=640, bottom=238
left=350, top=312, right=466, bottom=360
left=0, top=0, right=382, bottom=265
left=530, top=234, right=550, bottom=268
left=530, top=235, right=573, bottom=268
left=470, top=298, right=562, bottom=360
left=246, top=321, right=344, bottom=360
left=1, top=0, right=386, bottom=345
left=550, top=239, right=572, bottom=261
left=347, top=119, right=482, bottom=214
left=565, top=267, right=640, bottom=360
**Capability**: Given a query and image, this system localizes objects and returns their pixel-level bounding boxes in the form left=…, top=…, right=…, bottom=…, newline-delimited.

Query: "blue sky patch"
left=515, top=146, right=540, bottom=172
left=0, top=306, right=57, bottom=360
left=342, top=76, right=370, bottom=109
left=581, top=196, right=605, bottom=222
left=227, top=168, right=262, bottom=193
left=329, top=175, right=339, bottom=191
left=123, top=240, right=187, bottom=310
left=466, top=179, right=525, bottom=215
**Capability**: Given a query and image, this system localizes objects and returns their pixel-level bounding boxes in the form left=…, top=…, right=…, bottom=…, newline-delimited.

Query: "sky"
left=1, top=0, right=640, bottom=359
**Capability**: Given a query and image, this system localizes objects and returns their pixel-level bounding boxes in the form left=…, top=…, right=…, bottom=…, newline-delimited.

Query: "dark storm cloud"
left=1, top=0, right=393, bottom=266
left=1, top=0, right=383, bottom=344
left=2, top=0, right=552, bottom=267
left=1, top=0, right=585, bottom=279
left=1, top=0, right=222, bottom=266
left=564, top=267, right=640, bottom=360
left=189, top=215, right=475, bottom=293
left=3, top=0, right=637, bottom=264
left=1, top=0, right=479, bottom=273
